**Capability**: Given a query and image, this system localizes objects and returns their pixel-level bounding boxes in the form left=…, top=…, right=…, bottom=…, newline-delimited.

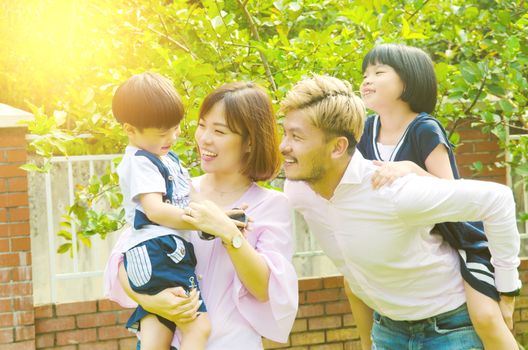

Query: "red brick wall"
left=0, top=126, right=35, bottom=350
left=34, top=300, right=135, bottom=350
left=33, top=260, right=528, bottom=349
left=454, top=124, right=505, bottom=184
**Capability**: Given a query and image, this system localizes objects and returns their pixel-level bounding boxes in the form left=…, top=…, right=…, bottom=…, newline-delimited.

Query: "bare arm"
left=344, top=280, right=373, bottom=350
left=183, top=201, right=271, bottom=302
left=139, top=192, right=196, bottom=230
left=423, top=143, right=455, bottom=180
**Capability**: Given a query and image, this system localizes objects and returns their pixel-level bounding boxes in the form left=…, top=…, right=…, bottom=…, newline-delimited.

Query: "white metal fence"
left=30, top=154, right=122, bottom=304
left=44, top=155, right=120, bottom=303
left=29, top=145, right=528, bottom=304
left=29, top=154, right=336, bottom=305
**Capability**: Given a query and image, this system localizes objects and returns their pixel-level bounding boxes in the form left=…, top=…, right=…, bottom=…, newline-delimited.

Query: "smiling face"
left=194, top=101, right=246, bottom=175
left=280, top=109, right=334, bottom=184
left=126, top=124, right=180, bottom=156
left=360, top=63, right=405, bottom=112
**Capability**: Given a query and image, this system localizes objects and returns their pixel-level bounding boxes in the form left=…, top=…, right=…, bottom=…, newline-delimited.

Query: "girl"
left=105, top=82, right=298, bottom=349
left=354, top=43, right=519, bottom=350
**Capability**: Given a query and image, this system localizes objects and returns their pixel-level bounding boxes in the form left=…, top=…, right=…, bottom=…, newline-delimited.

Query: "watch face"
left=232, top=234, right=243, bottom=249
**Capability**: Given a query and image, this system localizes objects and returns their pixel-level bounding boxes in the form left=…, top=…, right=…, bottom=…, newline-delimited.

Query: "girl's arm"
left=371, top=144, right=454, bottom=189
left=423, top=143, right=455, bottom=179
left=118, top=263, right=201, bottom=324
left=183, top=200, right=270, bottom=302
left=344, top=280, right=373, bottom=350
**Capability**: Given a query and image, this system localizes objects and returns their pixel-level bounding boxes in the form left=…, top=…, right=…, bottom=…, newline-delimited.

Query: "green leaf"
left=464, top=7, right=479, bottom=20
left=498, top=100, right=514, bottom=114
left=401, top=16, right=410, bottom=38
left=273, top=0, right=284, bottom=11
left=57, top=243, right=71, bottom=254
left=78, top=234, right=92, bottom=248
left=57, top=230, right=72, bottom=240
left=487, top=84, right=505, bottom=96
left=59, top=220, right=72, bottom=228
left=20, top=163, right=45, bottom=173
left=435, top=62, right=449, bottom=82
left=472, top=161, right=483, bottom=172
left=506, top=36, right=520, bottom=51
left=288, top=2, right=301, bottom=12
left=81, top=88, right=95, bottom=106
left=449, top=132, right=460, bottom=145
left=460, top=66, right=476, bottom=84
left=53, top=110, right=67, bottom=126
left=515, top=164, right=528, bottom=177
left=211, top=15, right=223, bottom=29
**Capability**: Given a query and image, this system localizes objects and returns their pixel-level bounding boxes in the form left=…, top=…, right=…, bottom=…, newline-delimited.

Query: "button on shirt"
left=284, top=151, right=520, bottom=321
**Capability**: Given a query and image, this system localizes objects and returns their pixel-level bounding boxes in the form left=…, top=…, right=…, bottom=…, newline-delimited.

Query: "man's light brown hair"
left=280, top=75, right=365, bottom=154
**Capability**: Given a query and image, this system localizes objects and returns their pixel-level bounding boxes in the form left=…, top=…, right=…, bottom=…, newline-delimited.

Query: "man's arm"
left=389, top=175, right=520, bottom=293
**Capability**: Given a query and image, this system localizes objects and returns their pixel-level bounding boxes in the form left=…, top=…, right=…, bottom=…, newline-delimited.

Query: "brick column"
left=0, top=104, right=35, bottom=350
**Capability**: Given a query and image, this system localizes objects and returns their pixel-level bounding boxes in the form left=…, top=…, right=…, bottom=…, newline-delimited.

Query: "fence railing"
left=29, top=154, right=334, bottom=304
left=30, top=142, right=528, bottom=304
left=43, top=154, right=120, bottom=303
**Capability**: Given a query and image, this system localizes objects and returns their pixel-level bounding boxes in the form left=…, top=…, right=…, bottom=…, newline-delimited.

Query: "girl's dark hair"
left=362, top=44, right=437, bottom=114
left=199, top=82, right=281, bottom=181
left=112, top=72, right=184, bottom=129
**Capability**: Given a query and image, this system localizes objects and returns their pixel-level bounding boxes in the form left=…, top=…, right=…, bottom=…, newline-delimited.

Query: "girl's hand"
left=371, top=160, right=417, bottom=190
left=138, top=287, right=201, bottom=325
left=499, top=295, right=515, bottom=330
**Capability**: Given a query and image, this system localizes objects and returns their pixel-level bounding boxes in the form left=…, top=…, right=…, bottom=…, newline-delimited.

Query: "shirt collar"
left=339, top=149, right=367, bottom=185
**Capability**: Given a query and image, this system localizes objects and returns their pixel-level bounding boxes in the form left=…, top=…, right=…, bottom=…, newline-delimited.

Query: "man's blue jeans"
left=371, top=304, right=483, bottom=350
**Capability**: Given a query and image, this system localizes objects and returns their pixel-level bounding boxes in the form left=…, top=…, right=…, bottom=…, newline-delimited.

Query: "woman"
left=104, top=82, right=298, bottom=349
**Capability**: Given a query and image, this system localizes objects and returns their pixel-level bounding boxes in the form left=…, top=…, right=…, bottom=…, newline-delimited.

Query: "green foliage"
left=1, top=0, right=527, bottom=252
left=56, top=160, right=126, bottom=255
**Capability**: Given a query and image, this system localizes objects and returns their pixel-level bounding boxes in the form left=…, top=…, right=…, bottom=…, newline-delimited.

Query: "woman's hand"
left=138, top=287, right=202, bottom=325
left=371, top=160, right=421, bottom=189
left=118, top=263, right=201, bottom=325
left=183, top=200, right=244, bottom=243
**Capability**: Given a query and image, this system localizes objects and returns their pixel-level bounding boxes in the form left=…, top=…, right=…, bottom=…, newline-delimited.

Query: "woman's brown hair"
left=199, top=82, right=281, bottom=181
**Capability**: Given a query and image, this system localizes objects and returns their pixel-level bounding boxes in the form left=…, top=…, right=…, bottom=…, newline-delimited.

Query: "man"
left=280, top=75, right=520, bottom=350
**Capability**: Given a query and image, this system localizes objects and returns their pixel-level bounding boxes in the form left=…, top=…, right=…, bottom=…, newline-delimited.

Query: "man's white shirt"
left=285, top=151, right=520, bottom=320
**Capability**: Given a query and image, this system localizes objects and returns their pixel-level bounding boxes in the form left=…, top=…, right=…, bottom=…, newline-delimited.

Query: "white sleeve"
left=385, top=174, right=520, bottom=292
left=128, top=156, right=166, bottom=203
left=231, top=192, right=298, bottom=343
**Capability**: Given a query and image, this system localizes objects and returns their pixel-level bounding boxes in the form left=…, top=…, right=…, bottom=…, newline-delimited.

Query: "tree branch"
left=146, top=25, right=198, bottom=60
left=236, top=0, right=277, bottom=92
left=463, top=70, right=488, bottom=115
left=502, top=121, right=528, bottom=134
left=406, top=0, right=431, bottom=21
